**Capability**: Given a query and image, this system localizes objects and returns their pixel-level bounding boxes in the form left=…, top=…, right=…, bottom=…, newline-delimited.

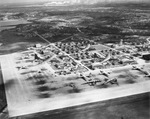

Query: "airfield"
left=0, top=42, right=150, bottom=117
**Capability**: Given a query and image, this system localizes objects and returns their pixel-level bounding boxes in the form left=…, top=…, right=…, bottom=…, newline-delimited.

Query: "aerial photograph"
left=0, top=0, right=150, bottom=119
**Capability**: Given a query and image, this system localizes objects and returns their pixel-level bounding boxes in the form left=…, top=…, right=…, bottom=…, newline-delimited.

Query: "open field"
left=0, top=20, right=31, bottom=32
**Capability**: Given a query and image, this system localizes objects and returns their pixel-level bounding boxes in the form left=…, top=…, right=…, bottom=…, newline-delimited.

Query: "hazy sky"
left=0, top=0, right=46, bottom=4
left=0, top=0, right=149, bottom=4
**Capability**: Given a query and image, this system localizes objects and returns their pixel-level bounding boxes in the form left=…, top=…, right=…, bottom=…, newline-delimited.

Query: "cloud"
left=46, top=0, right=150, bottom=5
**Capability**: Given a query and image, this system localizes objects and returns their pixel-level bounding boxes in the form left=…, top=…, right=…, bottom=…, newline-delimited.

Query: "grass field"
left=0, top=30, right=47, bottom=55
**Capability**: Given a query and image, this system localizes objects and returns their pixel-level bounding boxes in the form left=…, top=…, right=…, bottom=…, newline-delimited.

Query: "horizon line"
left=0, top=0, right=150, bottom=6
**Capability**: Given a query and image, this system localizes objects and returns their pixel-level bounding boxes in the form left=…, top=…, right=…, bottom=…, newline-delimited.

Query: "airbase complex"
left=1, top=37, right=150, bottom=117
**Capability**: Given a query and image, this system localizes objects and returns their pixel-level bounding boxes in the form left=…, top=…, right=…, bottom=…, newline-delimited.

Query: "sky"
left=0, top=0, right=149, bottom=5
left=0, top=0, right=46, bottom=4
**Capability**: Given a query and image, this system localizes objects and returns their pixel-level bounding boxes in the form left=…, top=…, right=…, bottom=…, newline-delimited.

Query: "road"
left=34, top=32, right=91, bottom=71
